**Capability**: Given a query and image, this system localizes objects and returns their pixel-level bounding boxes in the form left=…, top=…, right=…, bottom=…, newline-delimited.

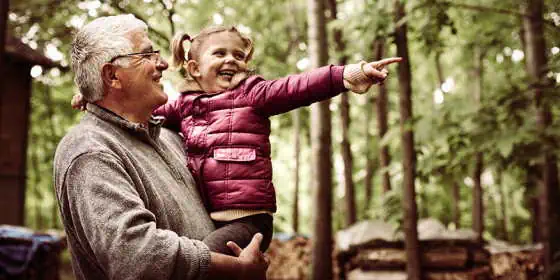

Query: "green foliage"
left=12, top=0, right=560, bottom=247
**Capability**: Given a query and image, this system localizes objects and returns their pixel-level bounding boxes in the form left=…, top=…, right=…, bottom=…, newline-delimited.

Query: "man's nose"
left=157, top=57, right=169, bottom=71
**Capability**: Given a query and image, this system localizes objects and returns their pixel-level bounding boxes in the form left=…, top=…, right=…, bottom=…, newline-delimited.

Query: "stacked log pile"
left=264, top=220, right=543, bottom=280
left=337, top=219, right=492, bottom=280
left=486, top=241, right=543, bottom=279
left=265, top=235, right=311, bottom=280
left=265, top=234, right=339, bottom=280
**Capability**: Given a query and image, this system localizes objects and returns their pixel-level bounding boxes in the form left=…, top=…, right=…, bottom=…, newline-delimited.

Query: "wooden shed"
left=0, top=36, right=56, bottom=225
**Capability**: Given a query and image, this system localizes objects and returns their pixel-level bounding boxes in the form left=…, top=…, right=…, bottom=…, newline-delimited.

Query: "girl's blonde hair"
left=171, top=26, right=254, bottom=70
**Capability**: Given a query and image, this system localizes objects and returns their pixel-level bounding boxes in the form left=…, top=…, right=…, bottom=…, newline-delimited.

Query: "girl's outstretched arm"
left=247, top=57, right=402, bottom=116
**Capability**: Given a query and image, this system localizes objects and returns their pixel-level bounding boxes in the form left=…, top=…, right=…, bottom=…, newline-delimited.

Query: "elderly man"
left=54, top=15, right=267, bottom=280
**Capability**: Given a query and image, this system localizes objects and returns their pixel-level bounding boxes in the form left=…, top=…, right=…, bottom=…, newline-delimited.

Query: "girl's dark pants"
left=202, top=213, right=273, bottom=255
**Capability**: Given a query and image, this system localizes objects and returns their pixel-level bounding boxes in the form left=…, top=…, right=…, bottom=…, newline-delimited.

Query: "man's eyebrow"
left=141, top=45, right=154, bottom=52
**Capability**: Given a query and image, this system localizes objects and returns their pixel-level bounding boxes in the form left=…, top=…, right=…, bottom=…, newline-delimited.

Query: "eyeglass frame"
left=109, top=50, right=161, bottom=64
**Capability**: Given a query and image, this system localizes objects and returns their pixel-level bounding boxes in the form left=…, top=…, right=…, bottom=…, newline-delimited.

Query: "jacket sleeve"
left=153, top=99, right=183, bottom=132
left=59, top=151, right=210, bottom=280
left=246, top=65, right=347, bottom=116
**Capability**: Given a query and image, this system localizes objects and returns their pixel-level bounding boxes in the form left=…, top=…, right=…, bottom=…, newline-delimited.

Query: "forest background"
left=6, top=0, right=560, bottom=278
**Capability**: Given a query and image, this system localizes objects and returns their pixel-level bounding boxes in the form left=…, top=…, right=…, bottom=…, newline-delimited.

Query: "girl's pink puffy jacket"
left=153, top=65, right=346, bottom=213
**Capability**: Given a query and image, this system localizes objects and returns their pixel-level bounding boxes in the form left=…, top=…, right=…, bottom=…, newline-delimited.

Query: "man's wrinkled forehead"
left=125, top=27, right=153, bottom=52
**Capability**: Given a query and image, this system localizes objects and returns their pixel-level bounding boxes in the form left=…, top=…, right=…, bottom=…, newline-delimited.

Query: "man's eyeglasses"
left=109, top=50, right=161, bottom=64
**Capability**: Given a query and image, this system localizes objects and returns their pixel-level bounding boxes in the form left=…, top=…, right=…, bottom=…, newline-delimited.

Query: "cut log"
left=347, top=267, right=492, bottom=280
left=423, top=246, right=469, bottom=268
left=350, top=246, right=473, bottom=270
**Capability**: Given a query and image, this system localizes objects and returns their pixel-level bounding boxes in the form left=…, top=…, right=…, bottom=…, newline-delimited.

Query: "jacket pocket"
left=212, top=147, right=257, bottom=162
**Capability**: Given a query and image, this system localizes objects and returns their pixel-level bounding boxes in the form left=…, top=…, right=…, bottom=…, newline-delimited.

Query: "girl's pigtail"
left=171, top=32, right=191, bottom=69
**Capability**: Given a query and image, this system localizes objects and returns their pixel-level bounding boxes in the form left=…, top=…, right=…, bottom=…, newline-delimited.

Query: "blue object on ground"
left=0, top=226, right=63, bottom=276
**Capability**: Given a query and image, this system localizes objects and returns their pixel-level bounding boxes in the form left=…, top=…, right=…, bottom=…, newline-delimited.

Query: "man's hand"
left=227, top=233, right=269, bottom=280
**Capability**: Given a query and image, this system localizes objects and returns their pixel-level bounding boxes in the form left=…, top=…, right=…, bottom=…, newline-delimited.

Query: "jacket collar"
left=85, top=103, right=165, bottom=140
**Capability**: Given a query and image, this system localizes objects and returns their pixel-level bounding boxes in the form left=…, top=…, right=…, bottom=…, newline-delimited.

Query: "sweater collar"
left=85, top=103, right=165, bottom=140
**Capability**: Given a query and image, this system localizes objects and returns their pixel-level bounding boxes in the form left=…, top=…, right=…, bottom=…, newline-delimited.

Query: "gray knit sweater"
left=53, top=103, right=215, bottom=280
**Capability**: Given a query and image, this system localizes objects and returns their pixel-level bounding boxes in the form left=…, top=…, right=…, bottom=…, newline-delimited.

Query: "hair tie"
left=182, top=34, right=192, bottom=42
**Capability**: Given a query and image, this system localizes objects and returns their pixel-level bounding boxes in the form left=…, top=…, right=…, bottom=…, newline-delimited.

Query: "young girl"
left=151, top=25, right=401, bottom=255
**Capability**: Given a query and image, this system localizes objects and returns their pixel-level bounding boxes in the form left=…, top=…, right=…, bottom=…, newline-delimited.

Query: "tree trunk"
left=394, top=1, right=421, bottom=279
left=435, top=51, right=445, bottom=86
left=523, top=0, right=560, bottom=275
left=43, top=86, right=60, bottom=229
left=0, top=0, right=8, bottom=121
left=531, top=196, right=541, bottom=243
left=0, top=0, right=7, bottom=73
left=340, top=92, right=357, bottom=226
left=472, top=152, right=483, bottom=242
left=292, top=110, right=301, bottom=233
left=452, top=182, right=460, bottom=228
left=524, top=167, right=541, bottom=243
left=330, top=0, right=355, bottom=227
left=364, top=93, right=375, bottom=215
left=307, top=0, right=333, bottom=279
left=30, top=136, right=43, bottom=229
left=287, top=1, right=302, bottom=235
left=327, top=0, right=355, bottom=227
left=496, top=169, right=508, bottom=241
left=519, top=7, right=541, bottom=245
left=472, top=49, right=484, bottom=243
left=374, top=38, right=392, bottom=194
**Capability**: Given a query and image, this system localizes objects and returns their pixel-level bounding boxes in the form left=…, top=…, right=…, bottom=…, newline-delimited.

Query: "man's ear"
left=101, top=63, right=122, bottom=89
left=186, top=60, right=201, bottom=78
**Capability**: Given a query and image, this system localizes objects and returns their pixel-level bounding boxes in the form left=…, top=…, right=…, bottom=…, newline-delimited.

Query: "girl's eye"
left=234, top=53, right=246, bottom=60
left=213, top=50, right=225, bottom=56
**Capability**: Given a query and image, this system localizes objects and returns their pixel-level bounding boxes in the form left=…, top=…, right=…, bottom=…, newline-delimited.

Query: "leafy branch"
left=102, top=0, right=170, bottom=49
left=157, top=0, right=176, bottom=36
left=410, top=1, right=560, bottom=33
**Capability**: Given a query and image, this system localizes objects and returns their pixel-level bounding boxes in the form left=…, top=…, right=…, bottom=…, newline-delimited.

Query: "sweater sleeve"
left=246, top=65, right=346, bottom=116
left=153, top=99, right=183, bottom=132
left=61, top=151, right=210, bottom=280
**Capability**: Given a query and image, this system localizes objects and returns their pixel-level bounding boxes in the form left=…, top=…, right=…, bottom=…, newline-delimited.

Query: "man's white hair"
left=71, top=14, right=147, bottom=102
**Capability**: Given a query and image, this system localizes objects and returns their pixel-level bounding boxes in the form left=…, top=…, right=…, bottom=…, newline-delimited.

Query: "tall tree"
left=375, top=38, right=392, bottom=194
left=523, top=0, right=560, bottom=275
left=394, top=1, right=421, bottom=279
left=472, top=48, right=485, bottom=242
left=452, top=182, right=461, bottom=228
left=30, top=137, right=43, bottom=229
left=288, top=1, right=303, bottom=235
left=43, top=86, right=60, bottom=229
left=519, top=11, right=542, bottom=245
left=363, top=91, right=375, bottom=214
left=308, top=0, right=333, bottom=278
left=291, top=110, right=301, bottom=233
left=439, top=47, right=460, bottom=228
left=0, top=0, right=7, bottom=67
left=327, top=0, right=356, bottom=227
left=496, top=168, right=509, bottom=240
left=0, top=0, right=8, bottom=122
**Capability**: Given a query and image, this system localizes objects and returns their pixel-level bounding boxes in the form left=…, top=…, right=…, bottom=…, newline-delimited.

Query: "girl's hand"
left=363, top=57, right=403, bottom=83
left=343, top=57, right=402, bottom=93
